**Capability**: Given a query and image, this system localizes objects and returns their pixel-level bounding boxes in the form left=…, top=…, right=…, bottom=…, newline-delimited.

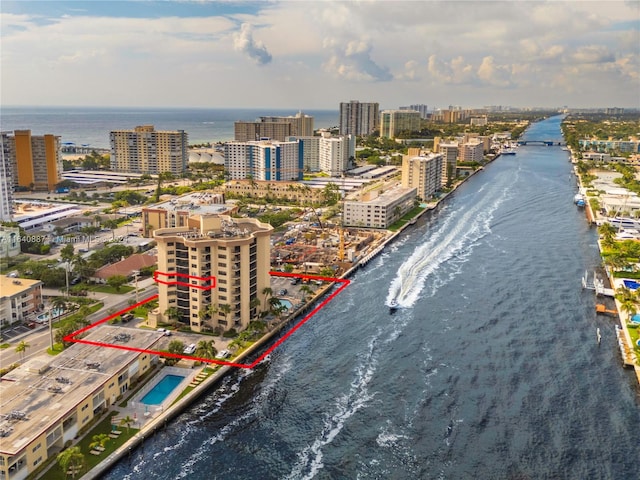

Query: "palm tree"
left=89, top=433, right=110, bottom=452
left=598, top=222, right=617, bottom=247
left=15, top=340, right=30, bottom=361
left=50, top=296, right=68, bottom=319
left=250, top=297, right=261, bottom=318
left=218, top=304, right=231, bottom=329
left=299, top=285, right=314, bottom=302
left=120, top=415, right=135, bottom=434
left=261, top=287, right=273, bottom=316
left=620, top=298, right=637, bottom=320
left=164, top=306, right=180, bottom=326
left=57, top=446, right=84, bottom=478
left=615, top=286, right=635, bottom=303
left=195, top=339, right=217, bottom=359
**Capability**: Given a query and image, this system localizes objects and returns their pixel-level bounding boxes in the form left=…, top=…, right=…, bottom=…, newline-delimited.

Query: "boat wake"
left=387, top=175, right=511, bottom=308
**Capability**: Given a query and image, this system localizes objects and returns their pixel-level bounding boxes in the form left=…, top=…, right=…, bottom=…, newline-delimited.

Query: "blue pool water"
left=36, top=308, right=65, bottom=322
left=623, top=279, right=640, bottom=290
left=141, top=374, right=185, bottom=405
left=278, top=299, right=292, bottom=310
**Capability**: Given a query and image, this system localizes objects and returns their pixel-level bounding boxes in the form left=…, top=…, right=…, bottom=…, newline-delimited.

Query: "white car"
left=183, top=343, right=196, bottom=355
left=157, top=328, right=171, bottom=336
left=215, top=349, right=230, bottom=359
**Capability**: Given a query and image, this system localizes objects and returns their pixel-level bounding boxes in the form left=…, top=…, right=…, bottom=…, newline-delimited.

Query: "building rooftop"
left=0, top=326, right=161, bottom=455
left=149, top=192, right=229, bottom=216
left=0, top=276, right=42, bottom=299
left=348, top=185, right=416, bottom=206
left=93, top=253, right=158, bottom=280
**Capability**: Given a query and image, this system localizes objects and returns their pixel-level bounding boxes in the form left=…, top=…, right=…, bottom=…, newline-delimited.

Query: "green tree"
left=60, top=244, right=75, bottom=264
left=106, top=274, right=128, bottom=292
left=89, top=433, right=110, bottom=452
left=15, top=340, right=30, bottom=361
left=261, top=287, right=273, bottom=316
left=164, top=306, right=180, bottom=326
left=57, top=446, right=84, bottom=478
left=218, top=303, right=232, bottom=328
left=120, top=415, right=135, bottom=433
left=195, top=339, right=217, bottom=359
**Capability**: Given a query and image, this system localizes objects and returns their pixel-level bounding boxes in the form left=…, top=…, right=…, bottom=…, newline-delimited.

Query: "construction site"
left=270, top=224, right=390, bottom=276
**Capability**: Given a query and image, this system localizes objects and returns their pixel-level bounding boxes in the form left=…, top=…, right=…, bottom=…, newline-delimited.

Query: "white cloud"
left=233, top=23, right=272, bottom=65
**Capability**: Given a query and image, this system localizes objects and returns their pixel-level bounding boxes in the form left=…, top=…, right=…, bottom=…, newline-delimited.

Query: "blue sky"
left=1, top=1, right=638, bottom=109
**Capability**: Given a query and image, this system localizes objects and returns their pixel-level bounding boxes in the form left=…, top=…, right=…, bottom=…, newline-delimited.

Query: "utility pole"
left=48, top=307, right=54, bottom=351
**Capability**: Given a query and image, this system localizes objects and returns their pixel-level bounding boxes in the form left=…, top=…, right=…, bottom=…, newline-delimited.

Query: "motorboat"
left=389, top=299, right=398, bottom=314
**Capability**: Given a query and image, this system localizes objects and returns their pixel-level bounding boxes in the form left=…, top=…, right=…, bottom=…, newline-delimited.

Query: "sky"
left=1, top=0, right=639, bottom=110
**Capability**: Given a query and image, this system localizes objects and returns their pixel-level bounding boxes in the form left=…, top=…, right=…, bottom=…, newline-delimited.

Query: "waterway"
left=105, top=115, right=640, bottom=479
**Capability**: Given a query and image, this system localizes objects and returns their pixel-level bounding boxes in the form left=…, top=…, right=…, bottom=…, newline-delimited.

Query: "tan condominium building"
left=438, top=143, right=459, bottom=187
left=224, top=180, right=325, bottom=205
left=0, top=276, right=43, bottom=328
left=379, top=110, right=421, bottom=139
left=1, top=130, right=61, bottom=192
left=234, top=112, right=314, bottom=142
left=458, top=141, right=484, bottom=163
left=152, top=215, right=272, bottom=333
left=141, top=191, right=231, bottom=238
left=402, top=152, right=444, bottom=201
left=0, top=326, right=160, bottom=479
left=344, top=185, right=417, bottom=229
left=109, top=125, right=188, bottom=175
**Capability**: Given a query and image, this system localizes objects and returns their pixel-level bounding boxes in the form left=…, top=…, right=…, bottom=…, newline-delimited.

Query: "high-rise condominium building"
left=235, top=112, right=314, bottom=141
left=293, top=132, right=355, bottom=175
left=153, top=215, right=272, bottom=332
left=459, top=141, right=484, bottom=163
left=401, top=152, right=444, bottom=201
left=0, top=134, right=14, bottom=221
left=438, top=143, right=459, bottom=187
left=379, top=110, right=421, bottom=139
left=110, top=125, right=188, bottom=175
left=399, top=104, right=428, bottom=119
left=2, top=130, right=61, bottom=192
left=339, top=101, right=379, bottom=136
left=224, top=140, right=303, bottom=181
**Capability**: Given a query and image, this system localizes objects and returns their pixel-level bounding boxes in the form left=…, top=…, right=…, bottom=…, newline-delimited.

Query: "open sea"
left=0, top=106, right=339, bottom=148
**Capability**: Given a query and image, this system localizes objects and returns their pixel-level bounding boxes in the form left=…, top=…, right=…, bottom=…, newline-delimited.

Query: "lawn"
left=53, top=302, right=104, bottom=330
left=44, top=412, right=140, bottom=480
left=388, top=205, right=426, bottom=231
left=89, top=284, right=135, bottom=294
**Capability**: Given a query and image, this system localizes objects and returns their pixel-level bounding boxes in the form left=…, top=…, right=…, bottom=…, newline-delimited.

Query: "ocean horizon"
left=0, top=106, right=340, bottom=149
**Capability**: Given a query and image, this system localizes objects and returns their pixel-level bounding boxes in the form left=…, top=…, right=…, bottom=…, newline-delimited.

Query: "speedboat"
left=389, top=299, right=398, bottom=314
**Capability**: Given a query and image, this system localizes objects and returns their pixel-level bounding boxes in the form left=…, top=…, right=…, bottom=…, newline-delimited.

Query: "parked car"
left=183, top=343, right=196, bottom=355
left=290, top=278, right=300, bottom=285
left=216, top=349, right=231, bottom=359
left=278, top=288, right=288, bottom=296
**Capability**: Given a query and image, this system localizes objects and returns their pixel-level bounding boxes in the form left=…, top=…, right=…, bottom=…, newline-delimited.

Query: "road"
left=0, top=285, right=157, bottom=367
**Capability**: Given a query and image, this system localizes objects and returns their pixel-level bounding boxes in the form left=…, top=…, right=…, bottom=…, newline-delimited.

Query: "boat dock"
left=595, top=304, right=617, bottom=316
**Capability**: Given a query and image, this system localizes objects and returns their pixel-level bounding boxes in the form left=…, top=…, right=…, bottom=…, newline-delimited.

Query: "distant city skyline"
left=1, top=1, right=638, bottom=109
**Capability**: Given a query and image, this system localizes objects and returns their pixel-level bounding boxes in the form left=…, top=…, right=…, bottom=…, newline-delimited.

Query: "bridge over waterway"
left=517, top=140, right=566, bottom=146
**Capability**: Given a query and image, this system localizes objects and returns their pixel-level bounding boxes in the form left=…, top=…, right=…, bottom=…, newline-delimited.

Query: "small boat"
left=596, top=328, right=601, bottom=344
left=389, top=299, right=398, bottom=314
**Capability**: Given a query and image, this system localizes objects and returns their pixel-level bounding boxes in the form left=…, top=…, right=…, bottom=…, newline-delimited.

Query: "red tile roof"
left=93, top=254, right=157, bottom=279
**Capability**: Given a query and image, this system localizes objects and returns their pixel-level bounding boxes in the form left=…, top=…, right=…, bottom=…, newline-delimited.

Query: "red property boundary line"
left=63, top=272, right=350, bottom=369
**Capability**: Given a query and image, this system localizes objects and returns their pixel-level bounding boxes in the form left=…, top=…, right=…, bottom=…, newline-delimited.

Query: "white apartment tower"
left=0, top=133, right=14, bottom=221
left=224, top=140, right=303, bottom=181
left=401, top=152, right=444, bottom=201
left=339, top=101, right=379, bottom=136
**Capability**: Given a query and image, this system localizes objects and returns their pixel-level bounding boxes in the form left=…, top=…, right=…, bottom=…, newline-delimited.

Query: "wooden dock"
left=595, top=304, right=617, bottom=316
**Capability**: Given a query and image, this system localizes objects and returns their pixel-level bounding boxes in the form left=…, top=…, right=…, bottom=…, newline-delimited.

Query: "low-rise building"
left=0, top=326, right=161, bottom=479
left=224, top=180, right=325, bottom=205
left=91, top=253, right=158, bottom=284
left=141, top=192, right=230, bottom=238
left=0, top=226, right=20, bottom=258
left=344, top=186, right=417, bottom=229
left=0, top=276, right=43, bottom=327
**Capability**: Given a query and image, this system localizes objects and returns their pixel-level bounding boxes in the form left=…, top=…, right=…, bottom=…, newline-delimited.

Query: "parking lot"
left=0, top=321, right=42, bottom=342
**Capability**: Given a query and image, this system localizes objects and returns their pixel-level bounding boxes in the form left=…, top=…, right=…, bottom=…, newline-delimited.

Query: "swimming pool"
left=140, top=374, right=186, bottom=405
left=623, top=279, right=640, bottom=290
left=278, top=299, right=292, bottom=310
left=36, top=308, right=65, bottom=322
